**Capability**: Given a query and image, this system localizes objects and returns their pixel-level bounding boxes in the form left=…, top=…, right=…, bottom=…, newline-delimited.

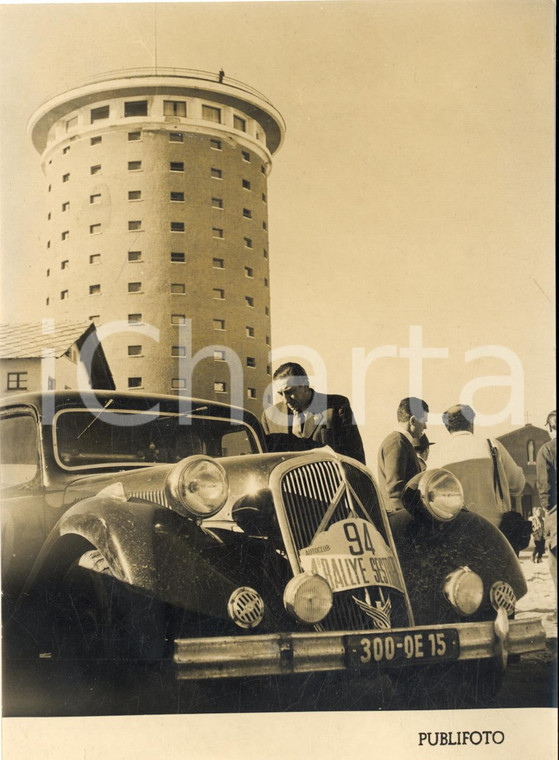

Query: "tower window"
left=262, top=193, right=267, bottom=203
left=62, top=146, right=70, bottom=155
left=124, top=101, right=148, bottom=117
left=212, top=197, right=223, bottom=209
left=128, top=251, right=142, bottom=262
left=169, top=132, right=184, bottom=142
left=243, top=208, right=252, bottom=219
left=210, top=168, right=222, bottom=180
left=242, top=151, right=250, bottom=162
left=263, top=249, right=268, bottom=259
left=128, top=190, right=142, bottom=201
left=66, top=116, right=78, bottom=131
left=62, top=202, right=70, bottom=211
left=170, top=252, right=186, bottom=263
left=246, top=326, right=255, bottom=338
left=245, top=296, right=254, bottom=308
left=214, top=381, right=227, bottom=393
left=170, top=191, right=185, bottom=202
left=171, top=283, right=186, bottom=294
left=171, top=346, right=187, bottom=357
left=60, top=290, right=68, bottom=300
left=245, top=267, right=254, bottom=278
left=90, top=136, right=102, bottom=145
left=46, top=268, right=50, bottom=277
left=171, top=222, right=185, bottom=232
left=128, top=345, right=142, bottom=356
left=171, top=314, right=186, bottom=324
left=61, top=260, right=69, bottom=270
left=90, top=164, right=102, bottom=175
left=128, top=221, right=142, bottom=231
left=62, top=173, right=70, bottom=182
left=244, top=237, right=253, bottom=248
left=128, top=161, right=142, bottom=171
left=234, top=115, right=246, bottom=132
left=213, top=288, right=225, bottom=300
left=262, top=221, right=267, bottom=230
left=128, top=313, right=142, bottom=324
left=91, top=106, right=109, bottom=123
left=128, top=132, right=141, bottom=141
left=170, top=162, right=184, bottom=172
left=89, top=254, right=101, bottom=264
left=242, top=179, right=251, bottom=190
left=89, top=284, right=101, bottom=295
left=246, top=357, right=256, bottom=368
left=90, top=193, right=101, bottom=204
left=212, top=228, right=223, bottom=239
left=164, top=100, right=186, bottom=117
left=128, top=282, right=142, bottom=293
left=213, top=319, right=225, bottom=331
left=247, top=388, right=257, bottom=399
left=210, top=139, right=222, bottom=150
left=202, top=105, right=221, bottom=123
left=61, top=230, right=69, bottom=240
left=212, top=258, right=224, bottom=269
left=128, top=377, right=143, bottom=388
left=213, top=350, right=226, bottom=362
left=171, top=378, right=187, bottom=389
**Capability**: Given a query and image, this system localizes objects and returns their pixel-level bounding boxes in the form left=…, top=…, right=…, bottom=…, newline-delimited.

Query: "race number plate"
left=345, top=628, right=459, bottom=669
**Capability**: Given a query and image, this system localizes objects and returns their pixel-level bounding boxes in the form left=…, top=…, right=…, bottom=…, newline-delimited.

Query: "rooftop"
left=0, top=320, right=94, bottom=359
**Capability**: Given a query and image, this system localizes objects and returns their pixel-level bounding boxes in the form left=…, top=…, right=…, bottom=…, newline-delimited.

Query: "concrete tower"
left=28, top=69, right=285, bottom=409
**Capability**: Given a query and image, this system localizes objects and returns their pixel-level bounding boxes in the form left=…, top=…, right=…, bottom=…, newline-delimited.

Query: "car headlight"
left=417, top=469, right=464, bottom=522
left=444, top=566, right=484, bottom=616
left=166, top=456, right=229, bottom=518
left=284, top=573, right=333, bottom=624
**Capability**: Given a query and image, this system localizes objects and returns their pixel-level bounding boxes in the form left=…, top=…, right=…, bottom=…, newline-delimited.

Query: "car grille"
left=278, top=458, right=409, bottom=631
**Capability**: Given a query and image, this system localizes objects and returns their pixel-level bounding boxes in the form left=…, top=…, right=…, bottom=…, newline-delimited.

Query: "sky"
left=0, top=0, right=555, bottom=467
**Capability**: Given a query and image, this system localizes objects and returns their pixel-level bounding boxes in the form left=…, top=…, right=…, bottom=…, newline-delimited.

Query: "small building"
left=497, top=424, right=551, bottom=517
left=0, top=320, right=114, bottom=394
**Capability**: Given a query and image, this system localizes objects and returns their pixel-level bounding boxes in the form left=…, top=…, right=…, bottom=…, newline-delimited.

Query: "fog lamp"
left=418, top=469, right=464, bottom=522
left=444, top=566, right=484, bottom=616
left=166, top=456, right=228, bottom=518
left=284, top=573, right=333, bottom=624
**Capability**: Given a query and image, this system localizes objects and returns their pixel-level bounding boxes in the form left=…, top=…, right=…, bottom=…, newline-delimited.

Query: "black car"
left=1, top=390, right=545, bottom=715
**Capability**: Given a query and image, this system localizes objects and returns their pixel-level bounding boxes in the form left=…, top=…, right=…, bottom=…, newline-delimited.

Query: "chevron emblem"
left=352, top=588, right=392, bottom=629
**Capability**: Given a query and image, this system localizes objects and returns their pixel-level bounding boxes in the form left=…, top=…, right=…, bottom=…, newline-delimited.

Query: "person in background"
left=429, top=403, right=526, bottom=552
left=261, top=362, right=366, bottom=464
left=414, top=434, right=434, bottom=471
left=536, top=410, right=557, bottom=601
left=377, top=397, right=429, bottom=512
left=530, top=507, right=546, bottom=563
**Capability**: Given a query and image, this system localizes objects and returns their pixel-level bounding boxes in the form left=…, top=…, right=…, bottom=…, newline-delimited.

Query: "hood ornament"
left=352, top=587, right=392, bottom=629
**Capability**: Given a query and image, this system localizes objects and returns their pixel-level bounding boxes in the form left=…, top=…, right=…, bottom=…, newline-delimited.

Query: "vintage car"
left=1, top=390, right=545, bottom=715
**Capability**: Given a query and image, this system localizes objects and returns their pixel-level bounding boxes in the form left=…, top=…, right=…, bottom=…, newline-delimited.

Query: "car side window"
left=0, top=415, right=39, bottom=487
left=221, top=429, right=255, bottom=456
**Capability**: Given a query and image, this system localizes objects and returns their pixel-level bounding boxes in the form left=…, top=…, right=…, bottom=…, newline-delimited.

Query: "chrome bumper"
left=174, top=617, right=545, bottom=680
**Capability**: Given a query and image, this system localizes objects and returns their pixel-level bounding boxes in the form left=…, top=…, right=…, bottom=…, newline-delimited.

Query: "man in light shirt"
left=429, top=404, right=525, bottom=528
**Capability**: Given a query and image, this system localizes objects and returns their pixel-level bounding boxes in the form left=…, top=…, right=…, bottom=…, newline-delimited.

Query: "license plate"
left=345, top=628, right=459, bottom=668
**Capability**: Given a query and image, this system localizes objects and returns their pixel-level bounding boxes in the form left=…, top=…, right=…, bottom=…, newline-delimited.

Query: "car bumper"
left=174, top=616, right=545, bottom=680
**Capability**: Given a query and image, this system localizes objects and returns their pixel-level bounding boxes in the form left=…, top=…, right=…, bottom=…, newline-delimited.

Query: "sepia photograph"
left=0, top=0, right=556, bottom=757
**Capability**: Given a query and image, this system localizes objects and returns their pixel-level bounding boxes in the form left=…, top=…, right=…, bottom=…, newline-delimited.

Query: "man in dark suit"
left=377, top=397, right=429, bottom=512
left=261, top=362, right=366, bottom=464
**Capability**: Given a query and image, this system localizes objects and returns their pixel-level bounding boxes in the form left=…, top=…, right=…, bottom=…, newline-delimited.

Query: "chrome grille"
left=281, top=460, right=354, bottom=551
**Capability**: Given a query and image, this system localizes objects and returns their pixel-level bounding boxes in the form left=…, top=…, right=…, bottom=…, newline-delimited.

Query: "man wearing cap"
left=377, top=397, right=429, bottom=512
left=261, top=362, right=366, bottom=464
left=429, top=404, right=525, bottom=530
left=536, top=410, right=556, bottom=598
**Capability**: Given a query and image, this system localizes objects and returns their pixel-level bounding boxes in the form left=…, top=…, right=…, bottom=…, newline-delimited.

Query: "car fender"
left=22, top=490, right=242, bottom=621
left=389, top=508, right=527, bottom=625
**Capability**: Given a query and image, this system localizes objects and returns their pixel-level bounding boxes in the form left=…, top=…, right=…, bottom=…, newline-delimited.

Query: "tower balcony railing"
left=38, top=68, right=274, bottom=109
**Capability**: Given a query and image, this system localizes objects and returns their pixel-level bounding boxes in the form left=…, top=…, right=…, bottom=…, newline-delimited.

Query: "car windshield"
left=53, top=408, right=260, bottom=470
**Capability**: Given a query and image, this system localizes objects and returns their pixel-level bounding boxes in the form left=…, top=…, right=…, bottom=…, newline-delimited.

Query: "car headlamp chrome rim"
left=417, top=469, right=464, bottom=522
left=283, top=573, right=333, bottom=624
left=166, top=456, right=229, bottom=518
left=444, top=566, right=484, bottom=616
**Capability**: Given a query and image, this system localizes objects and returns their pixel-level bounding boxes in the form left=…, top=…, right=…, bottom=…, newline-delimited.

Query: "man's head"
left=273, top=362, right=312, bottom=412
left=442, top=404, right=476, bottom=433
left=397, top=397, right=429, bottom=438
left=545, top=410, right=556, bottom=433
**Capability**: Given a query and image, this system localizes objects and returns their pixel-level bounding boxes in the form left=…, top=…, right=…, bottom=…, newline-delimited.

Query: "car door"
left=1, top=407, right=47, bottom=604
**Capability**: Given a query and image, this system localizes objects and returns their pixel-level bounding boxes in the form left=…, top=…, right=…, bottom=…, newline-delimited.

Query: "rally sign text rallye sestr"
left=1, top=391, right=545, bottom=713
